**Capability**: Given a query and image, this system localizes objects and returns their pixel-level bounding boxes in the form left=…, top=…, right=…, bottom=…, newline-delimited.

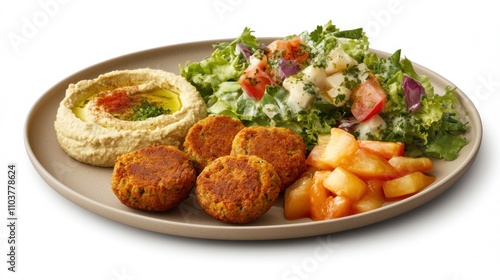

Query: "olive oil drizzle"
left=72, top=87, right=181, bottom=121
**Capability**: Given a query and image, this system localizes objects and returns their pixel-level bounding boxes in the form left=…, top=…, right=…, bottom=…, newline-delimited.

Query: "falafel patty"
left=196, top=155, right=281, bottom=224
left=183, top=115, right=245, bottom=172
left=231, top=126, right=307, bottom=191
left=111, top=145, right=196, bottom=211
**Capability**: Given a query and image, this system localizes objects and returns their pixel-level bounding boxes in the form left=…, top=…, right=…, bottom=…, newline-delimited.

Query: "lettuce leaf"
left=180, top=27, right=258, bottom=98
left=303, top=21, right=369, bottom=67
left=180, top=23, right=469, bottom=160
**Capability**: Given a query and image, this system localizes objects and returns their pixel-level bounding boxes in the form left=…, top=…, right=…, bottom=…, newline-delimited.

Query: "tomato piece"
left=238, top=62, right=275, bottom=100
left=285, top=36, right=309, bottom=63
left=267, top=39, right=287, bottom=57
left=357, top=140, right=405, bottom=160
left=351, top=74, right=387, bottom=122
left=267, top=35, right=309, bottom=64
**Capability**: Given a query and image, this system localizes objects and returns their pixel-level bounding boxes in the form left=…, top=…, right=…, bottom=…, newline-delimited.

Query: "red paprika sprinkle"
left=95, top=89, right=131, bottom=112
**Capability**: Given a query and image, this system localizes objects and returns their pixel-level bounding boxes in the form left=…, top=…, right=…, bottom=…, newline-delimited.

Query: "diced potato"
left=319, top=128, right=359, bottom=168
left=284, top=176, right=313, bottom=220
left=309, top=171, right=332, bottom=221
left=388, top=156, right=434, bottom=175
left=383, top=172, right=436, bottom=198
left=302, top=65, right=328, bottom=90
left=325, top=71, right=345, bottom=89
left=322, top=167, right=367, bottom=201
left=316, top=134, right=331, bottom=146
left=355, top=114, right=387, bottom=140
left=302, top=165, right=320, bottom=178
left=353, top=180, right=385, bottom=213
left=353, top=193, right=384, bottom=214
left=366, top=179, right=385, bottom=200
left=291, top=118, right=437, bottom=220
left=283, top=76, right=316, bottom=111
left=324, top=196, right=353, bottom=219
left=325, top=47, right=358, bottom=75
left=357, top=140, right=405, bottom=160
left=305, top=144, right=333, bottom=170
left=339, top=149, right=399, bottom=180
left=323, top=72, right=351, bottom=107
left=326, top=85, right=351, bottom=107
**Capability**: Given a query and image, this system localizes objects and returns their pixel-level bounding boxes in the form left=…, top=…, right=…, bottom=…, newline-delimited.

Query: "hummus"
left=54, top=68, right=207, bottom=167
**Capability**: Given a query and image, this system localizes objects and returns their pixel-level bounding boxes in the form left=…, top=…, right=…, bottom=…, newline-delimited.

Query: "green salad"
left=180, top=21, right=468, bottom=160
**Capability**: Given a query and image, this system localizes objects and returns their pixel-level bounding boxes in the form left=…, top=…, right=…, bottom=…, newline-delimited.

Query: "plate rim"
left=24, top=39, right=483, bottom=240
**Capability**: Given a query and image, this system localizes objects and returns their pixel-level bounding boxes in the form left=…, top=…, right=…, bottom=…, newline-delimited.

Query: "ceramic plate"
left=24, top=39, right=482, bottom=240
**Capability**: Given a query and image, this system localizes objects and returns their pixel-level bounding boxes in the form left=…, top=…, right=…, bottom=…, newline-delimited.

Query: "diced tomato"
left=357, top=140, right=405, bottom=160
left=267, top=35, right=309, bottom=64
left=351, top=74, right=387, bottom=122
left=267, top=39, right=287, bottom=59
left=238, top=61, right=275, bottom=100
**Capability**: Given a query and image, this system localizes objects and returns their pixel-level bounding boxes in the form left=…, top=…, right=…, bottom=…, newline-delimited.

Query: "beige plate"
left=24, top=39, right=482, bottom=240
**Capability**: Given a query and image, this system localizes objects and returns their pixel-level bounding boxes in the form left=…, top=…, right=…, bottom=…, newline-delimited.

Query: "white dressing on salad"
left=301, top=65, right=328, bottom=90
left=283, top=75, right=316, bottom=112
left=356, top=114, right=387, bottom=139
left=325, top=47, right=358, bottom=75
left=181, top=21, right=469, bottom=160
left=322, top=63, right=370, bottom=107
left=323, top=72, right=351, bottom=106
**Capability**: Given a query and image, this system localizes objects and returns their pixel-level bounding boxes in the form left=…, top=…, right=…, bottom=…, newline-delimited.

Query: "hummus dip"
left=54, top=68, right=207, bottom=167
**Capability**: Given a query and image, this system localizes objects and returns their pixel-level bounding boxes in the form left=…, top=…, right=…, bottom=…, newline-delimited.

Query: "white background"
left=1, top=0, right=499, bottom=279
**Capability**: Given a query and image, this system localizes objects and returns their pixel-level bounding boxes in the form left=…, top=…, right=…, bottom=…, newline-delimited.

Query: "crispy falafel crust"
left=231, top=126, right=307, bottom=191
left=111, top=145, right=196, bottom=211
left=196, top=155, right=281, bottom=224
left=183, top=115, right=245, bottom=172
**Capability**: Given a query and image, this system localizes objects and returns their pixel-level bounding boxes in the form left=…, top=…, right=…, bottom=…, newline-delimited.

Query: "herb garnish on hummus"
left=54, top=68, right=207, bottom=167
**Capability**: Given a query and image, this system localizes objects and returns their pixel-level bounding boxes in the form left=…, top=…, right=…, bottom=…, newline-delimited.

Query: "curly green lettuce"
left=180, top=27, right=258, bottom=98
left=180, top=22, right=469, bottom=160
left=364, top=51, right=468, bottom=160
